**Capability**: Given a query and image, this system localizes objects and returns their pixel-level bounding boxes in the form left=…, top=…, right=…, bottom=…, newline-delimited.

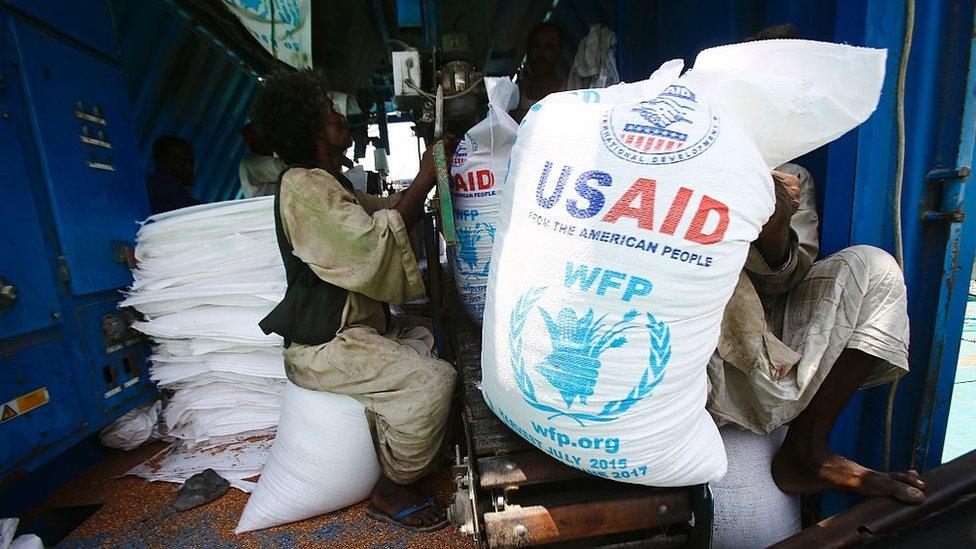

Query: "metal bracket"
left=923, top=166, right=971, bottom=222
left=927, top=166, right=971, bottom=181
left=922, top=210, right=965, bottom=222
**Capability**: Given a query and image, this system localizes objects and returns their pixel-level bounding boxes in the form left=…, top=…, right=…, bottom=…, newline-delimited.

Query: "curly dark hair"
left=250, top=70, right=330, bottom=165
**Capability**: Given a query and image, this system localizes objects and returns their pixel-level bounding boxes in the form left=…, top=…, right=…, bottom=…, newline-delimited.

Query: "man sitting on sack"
left=707, top=25, right=925, bottom=505
left=251, top=70, right=458, bottom=531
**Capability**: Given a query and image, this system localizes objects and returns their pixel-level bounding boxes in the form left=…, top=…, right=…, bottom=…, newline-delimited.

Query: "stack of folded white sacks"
left=121, top=197, right=286, bottom=443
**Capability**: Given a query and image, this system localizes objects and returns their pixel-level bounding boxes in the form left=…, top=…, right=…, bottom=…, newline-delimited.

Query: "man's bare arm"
left=394, top=135, right=458, bottom=229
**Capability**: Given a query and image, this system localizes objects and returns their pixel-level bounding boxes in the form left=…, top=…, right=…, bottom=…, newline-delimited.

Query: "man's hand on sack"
left=417, top=134, right=460, bottom=188
left=756, top=170, right=802, bottom=269
left=771, top=170, right=801, bottom=217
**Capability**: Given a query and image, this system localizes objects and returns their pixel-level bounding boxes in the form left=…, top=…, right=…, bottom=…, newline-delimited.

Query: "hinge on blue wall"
left=922, top=166, right=971, bottom=222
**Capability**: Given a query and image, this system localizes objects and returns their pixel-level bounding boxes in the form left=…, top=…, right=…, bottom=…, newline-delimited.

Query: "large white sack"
left=711, top=427, right=800, bottom=548
left=450, top=77, right=520, bottom=322
left=481, top=40, right=885, bottom=486
left=235, top=382, right=380, bottom=533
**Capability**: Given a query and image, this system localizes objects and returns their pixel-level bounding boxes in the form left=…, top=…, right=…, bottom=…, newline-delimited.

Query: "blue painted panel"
left=0, top=336, right=87, bottom=477
left=5, top=0, right=117, bottom=58
left=11, top=21, right=148, bottom=295
left=0, top=106, right=62, bottom=339
left=912, top=0, right=976, bottom=470
left=73, top=300, right=152, bottom=414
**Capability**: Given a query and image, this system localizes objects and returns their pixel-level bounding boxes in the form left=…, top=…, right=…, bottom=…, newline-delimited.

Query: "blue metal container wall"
left=826, top=0, right=975, bottom=486
left=0, top=0, right=156, bottom=515
left=11, top=20, right=149, bottom=295
left=1, top=0, right=261, bottom=516
left=114, top=0, right=260, bottom=204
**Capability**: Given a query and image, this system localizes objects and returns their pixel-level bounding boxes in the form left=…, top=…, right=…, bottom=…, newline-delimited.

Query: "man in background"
left=514, top=21, right=566, bottom=121
left=145, top=135, right=200, bottom=214
left=239, top=122, right=286, bottom=198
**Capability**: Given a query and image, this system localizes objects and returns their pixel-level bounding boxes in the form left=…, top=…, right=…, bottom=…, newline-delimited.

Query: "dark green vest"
left=259, top=167, right=348, bottom=347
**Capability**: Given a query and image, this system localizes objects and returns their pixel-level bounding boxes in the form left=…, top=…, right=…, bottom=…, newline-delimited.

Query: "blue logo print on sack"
left=453, top=223, right=495, bottom=278
left=601, top=85, right=720, bottom=165
left=236, top=0, right=302, bottom=26
left=509, top=287, right=671, bottom=425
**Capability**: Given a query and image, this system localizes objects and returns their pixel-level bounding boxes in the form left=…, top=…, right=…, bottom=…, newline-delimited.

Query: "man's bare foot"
left=368, top=474, right=446, bottom=529
left=772, top=442, right=925, bottom=504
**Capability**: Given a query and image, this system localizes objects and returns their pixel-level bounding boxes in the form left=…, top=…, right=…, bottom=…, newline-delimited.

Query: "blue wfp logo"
left=453, top=222, right=495, bottom=279
left=601, top=85, right=720, bottom=165
left=509, top=286, right=671, bottom=426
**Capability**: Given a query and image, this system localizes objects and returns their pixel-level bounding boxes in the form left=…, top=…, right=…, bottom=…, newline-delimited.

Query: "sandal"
left=365, top=496, right=449, bottom=532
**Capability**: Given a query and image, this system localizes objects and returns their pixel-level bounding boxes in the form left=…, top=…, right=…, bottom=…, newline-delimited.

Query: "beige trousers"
left=284, top=318, right=457, bottom=484
left=708, top=245, right=910, bottom=434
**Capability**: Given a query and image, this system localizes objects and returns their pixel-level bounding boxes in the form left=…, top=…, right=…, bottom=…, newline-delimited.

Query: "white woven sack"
left=481, top=40, right=885, bottom=486
left=235, top=382, right=380, bottom=532
left=711, top=426, right=800, bottom=548
left=450, top=76, right=519, bottom=322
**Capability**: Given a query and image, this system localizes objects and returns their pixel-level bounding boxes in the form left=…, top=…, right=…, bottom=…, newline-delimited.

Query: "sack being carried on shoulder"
left=481, top=40, right=886, bottom=486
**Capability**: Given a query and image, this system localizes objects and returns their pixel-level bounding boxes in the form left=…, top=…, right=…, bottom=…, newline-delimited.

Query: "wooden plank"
left=473, top=428, right=531, bottom=455
left=484, top=492, right=691, bottom=548
left=479, top=451, right=588, bottom=490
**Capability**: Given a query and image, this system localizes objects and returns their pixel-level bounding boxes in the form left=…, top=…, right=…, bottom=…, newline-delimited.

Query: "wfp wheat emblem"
left=509, top=287, right=671, bottom=425
left=453, top=222, right=495, bottom=279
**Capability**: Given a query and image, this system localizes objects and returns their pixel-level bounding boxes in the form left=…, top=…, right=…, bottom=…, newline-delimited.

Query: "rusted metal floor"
left=29, top=440, right=472, bottom=548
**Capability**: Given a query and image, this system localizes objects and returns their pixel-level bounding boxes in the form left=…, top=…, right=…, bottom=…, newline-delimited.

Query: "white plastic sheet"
left=128, top=429, right=276, bottom=493
left=124, top=197, right=288, bottom=483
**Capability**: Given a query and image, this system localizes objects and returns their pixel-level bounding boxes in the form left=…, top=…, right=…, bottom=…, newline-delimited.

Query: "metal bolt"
left=514, top=524, right=527, bottom=537
left=505, top=462, right=515, bottom=470
left=659, top=504, right=669, bottom=516
left=51, top=311, right=61, bottom=320
left=1, top=113, right=9, bottom=120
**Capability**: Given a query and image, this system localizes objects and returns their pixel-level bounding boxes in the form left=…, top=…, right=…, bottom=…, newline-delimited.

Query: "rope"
left=883, top=0, right=915, bottom=474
